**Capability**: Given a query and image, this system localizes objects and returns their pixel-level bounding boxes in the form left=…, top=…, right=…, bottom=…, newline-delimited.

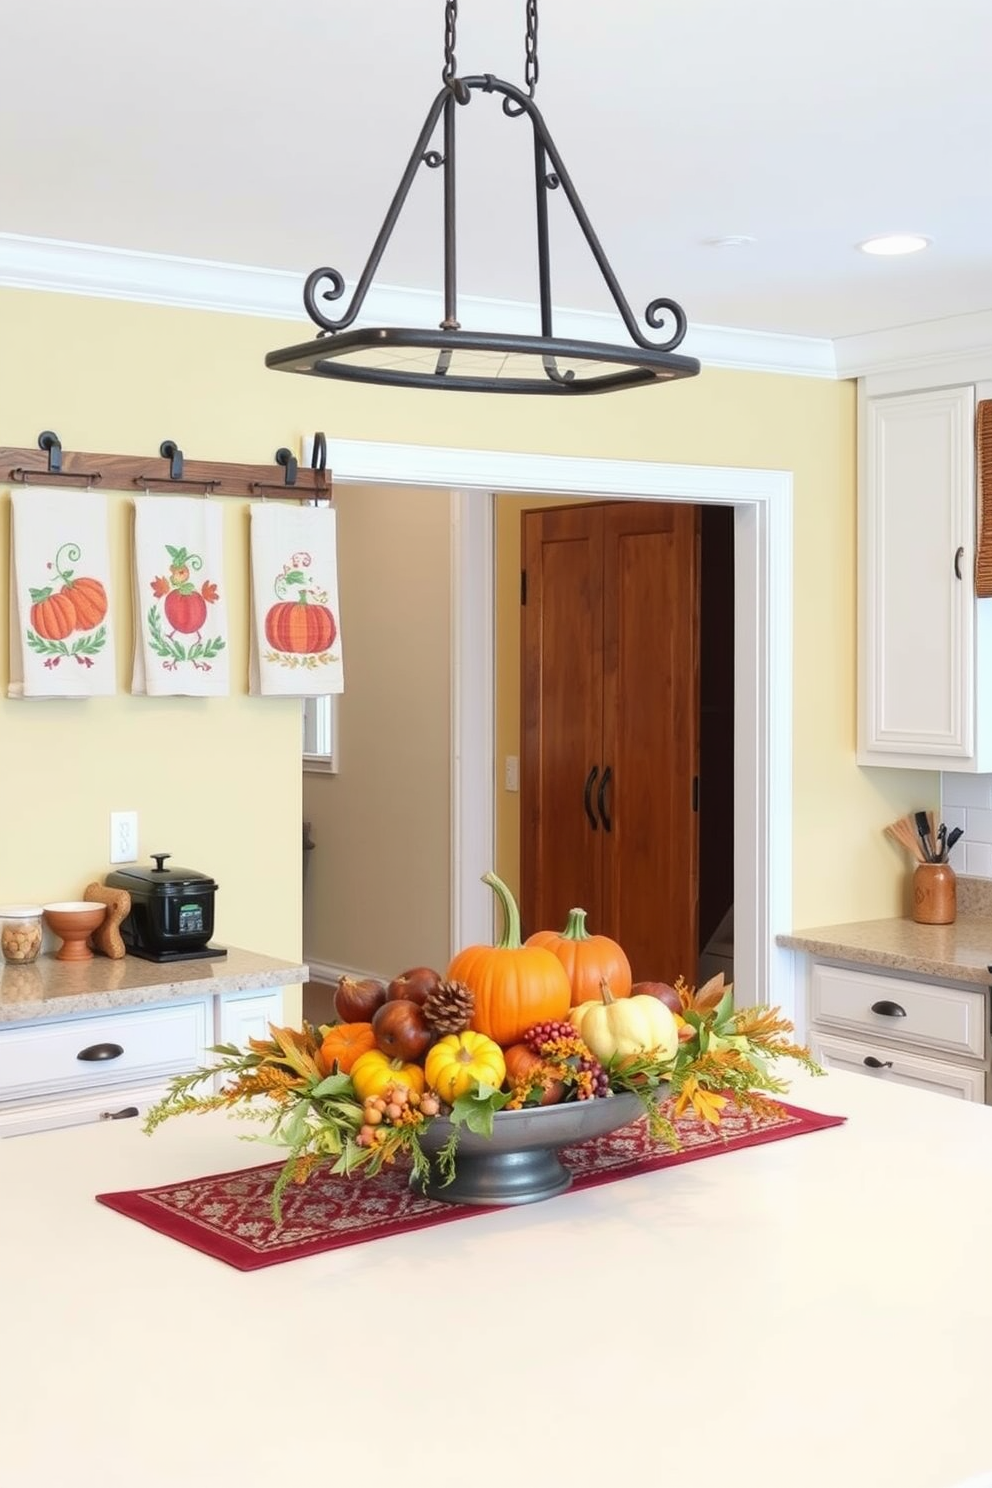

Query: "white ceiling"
left=4, top=0, right=992, bottom=364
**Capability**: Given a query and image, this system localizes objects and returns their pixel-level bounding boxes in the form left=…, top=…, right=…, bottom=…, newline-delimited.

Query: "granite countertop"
left=0, top=946, right=308, bottom=1024
left=778, top=876, right=992, bottom=986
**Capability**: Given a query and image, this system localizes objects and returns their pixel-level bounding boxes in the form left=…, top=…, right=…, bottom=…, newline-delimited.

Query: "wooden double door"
left=520, top=500, right=700, bottom=985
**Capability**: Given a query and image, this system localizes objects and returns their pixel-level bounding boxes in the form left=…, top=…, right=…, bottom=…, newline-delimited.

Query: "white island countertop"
left=3, top=1070, right=991, bottom=1488
left=0, top=944, right=307, bottom=1024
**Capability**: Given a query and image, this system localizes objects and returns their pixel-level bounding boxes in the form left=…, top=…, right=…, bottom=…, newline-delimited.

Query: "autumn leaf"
left=150, top=575, right=170, bottom=598
left=693, top=973, right=731, bottom=1012
left=201, top=580, right=219, bottom=604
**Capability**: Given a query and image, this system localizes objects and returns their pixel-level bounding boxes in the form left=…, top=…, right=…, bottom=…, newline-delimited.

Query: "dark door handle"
left=77, top=1042, right=125, bottom=1062
left=870, top=1000, right=906, bottom=1018
left=100, top=1106, right=140, bottom=1120
left=863, top=1056, right=894, bottom=1069
left=597, top=766, right=613, bottom=832
left=583, top=766, right=599, bottom=830
left=954, top=545, right=964, bottom=579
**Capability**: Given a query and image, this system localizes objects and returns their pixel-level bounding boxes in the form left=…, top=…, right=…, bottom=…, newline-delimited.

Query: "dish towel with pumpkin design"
left=248, top=502, right=343, bottom=696
left=131, top=496, right=231, bottom=696
left=7, top=487, right=117, bottom=698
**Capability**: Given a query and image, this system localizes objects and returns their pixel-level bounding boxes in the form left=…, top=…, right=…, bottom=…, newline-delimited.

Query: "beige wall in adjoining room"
left=302, top=483, right=452, bottom=980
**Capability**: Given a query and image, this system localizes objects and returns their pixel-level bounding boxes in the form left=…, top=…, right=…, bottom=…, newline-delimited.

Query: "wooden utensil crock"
left=912, top=862, right=956, bottom=925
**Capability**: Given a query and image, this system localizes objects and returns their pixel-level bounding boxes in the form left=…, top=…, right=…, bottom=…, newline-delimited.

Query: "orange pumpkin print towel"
left=8, top=488, right=117, bottom=698
left=249, top=503, right=343, bottom=697
left=131, top=496, right=230, bottom=696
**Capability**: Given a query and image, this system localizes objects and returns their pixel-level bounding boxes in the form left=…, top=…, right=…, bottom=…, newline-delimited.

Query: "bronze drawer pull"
left=863, top=1056, right=894, bottom=1069
left=100, top=1106, right=139, bottom=1121
left=870, top=1000, right=906, bottom=1018
left=77, top=1042, right=124, bottom=1061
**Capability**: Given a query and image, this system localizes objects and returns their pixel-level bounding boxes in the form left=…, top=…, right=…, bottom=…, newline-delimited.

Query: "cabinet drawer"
left=809, top=1029, right=986, bottom=1103
left=0, top=999, right=209, bottom=1103
left=810, top=962, right=987, bottom=1058
left=0, top=1079, right=174, bottom=1138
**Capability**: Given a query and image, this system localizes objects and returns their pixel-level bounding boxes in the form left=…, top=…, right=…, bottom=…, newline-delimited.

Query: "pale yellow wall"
left=0, top=286, right=935, bottom=999
left=302, top=483, right=451, bottom=978
left=0, top=290, right=308, bottom=1017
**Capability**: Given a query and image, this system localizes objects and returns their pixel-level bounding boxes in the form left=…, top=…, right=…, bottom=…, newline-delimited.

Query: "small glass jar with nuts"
left=0, top=906, right=44, bottom=964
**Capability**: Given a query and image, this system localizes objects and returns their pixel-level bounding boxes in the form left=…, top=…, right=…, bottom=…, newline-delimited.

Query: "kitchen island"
left=3, top=1070, right=990, bottom=1488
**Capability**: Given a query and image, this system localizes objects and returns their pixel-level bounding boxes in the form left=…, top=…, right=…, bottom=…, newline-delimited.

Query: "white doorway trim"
left=324, top=438, right=795, bottom=1022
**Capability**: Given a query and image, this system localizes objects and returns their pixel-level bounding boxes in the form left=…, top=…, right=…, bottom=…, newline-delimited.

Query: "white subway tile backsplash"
left=939, top=777, right=992, bottom=877
left=963, top=806, right=992, bottom=844
left=940, top=774, right=992, bottom=809
left=964, top=840, right=992, bottom=877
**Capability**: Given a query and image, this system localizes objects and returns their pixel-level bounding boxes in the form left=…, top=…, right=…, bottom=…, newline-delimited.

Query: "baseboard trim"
left=304, top=957, right=389, bottom=988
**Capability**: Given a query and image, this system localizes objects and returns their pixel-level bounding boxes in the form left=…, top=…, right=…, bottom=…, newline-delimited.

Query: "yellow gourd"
left=424, top=1031, right=506, bottom=1103
left=350, top=1048, right=426, bottom=1102
left=569, top=981, right=679, bottom=1065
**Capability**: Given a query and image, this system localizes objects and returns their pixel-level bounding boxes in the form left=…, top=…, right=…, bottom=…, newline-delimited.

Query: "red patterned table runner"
left=97, top=1100, right=845, bottom=1271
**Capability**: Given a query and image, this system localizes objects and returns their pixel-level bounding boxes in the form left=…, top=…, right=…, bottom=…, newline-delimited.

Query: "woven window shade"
left=976, top=400, right=992, bottom=597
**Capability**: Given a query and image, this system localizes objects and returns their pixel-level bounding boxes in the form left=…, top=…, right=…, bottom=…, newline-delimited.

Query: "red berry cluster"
left=522, top=1021, right=611, bottom=1101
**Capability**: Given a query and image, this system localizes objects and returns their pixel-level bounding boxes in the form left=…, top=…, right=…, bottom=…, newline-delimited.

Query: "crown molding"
left=0, top=231, right=836, bottom=379
left=8, top=231, right=990, bottom=382
left=833, top=308, right=992, bottom=379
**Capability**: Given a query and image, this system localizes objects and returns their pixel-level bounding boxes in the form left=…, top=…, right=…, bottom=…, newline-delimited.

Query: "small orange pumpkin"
left=526, top=908, right=632, bottom=1006
left=447, top=872, right=571, bottom=1049
left=61, top=575, right=108, bottom=631
left=502, top=1043, right=566, bottom=1106
left=264, top=599, right=336, bottom=655
left=29, top=588, right=76, bottom=641
left=317, top=1021, right=376, bottom=1076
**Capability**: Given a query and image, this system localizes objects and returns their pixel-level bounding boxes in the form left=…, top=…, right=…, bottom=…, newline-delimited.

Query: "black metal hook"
left=310, top=432, right=327, bottom=472
left=275, top=447, right=298, bottom=487
left=159, top=439, right=184, bottom=480
left=37, top=430, right=62, bottom=474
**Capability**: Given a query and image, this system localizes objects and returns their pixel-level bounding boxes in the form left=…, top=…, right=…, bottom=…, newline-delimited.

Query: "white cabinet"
left=809, top=1029, right=986, bottom=1102
left=1, top=985, right=286, bottom=1137
left=806, top=960, right=988, bottom=1103
left=858, top=376, right=992, bottom=770
left=216, top=988, right=283, bottom=1048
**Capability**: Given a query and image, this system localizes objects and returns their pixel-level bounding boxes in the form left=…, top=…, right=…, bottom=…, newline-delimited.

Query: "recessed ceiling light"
left=859, top=234, right=930, bottom=256
left=706, top=234, right=757, bottom=248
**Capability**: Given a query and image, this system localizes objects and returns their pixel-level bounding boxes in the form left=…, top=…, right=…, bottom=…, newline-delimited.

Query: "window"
left=303, top=696, right=338, bottom=773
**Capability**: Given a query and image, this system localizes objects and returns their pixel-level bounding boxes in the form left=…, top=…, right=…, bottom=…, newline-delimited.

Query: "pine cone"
left=422, top=979, right=475, bottom=1036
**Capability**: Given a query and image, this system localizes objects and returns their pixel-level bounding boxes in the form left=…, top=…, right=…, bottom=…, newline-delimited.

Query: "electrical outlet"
left=110, top=811, right=138, bottom=865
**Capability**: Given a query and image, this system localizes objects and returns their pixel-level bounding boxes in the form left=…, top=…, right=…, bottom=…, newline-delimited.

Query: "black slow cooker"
left=105, top=853, right=226, bottom=962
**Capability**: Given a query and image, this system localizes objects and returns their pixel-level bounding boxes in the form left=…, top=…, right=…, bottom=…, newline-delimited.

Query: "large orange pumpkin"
left=29, top=588, right=76, bottom=641
left=61, top=575, right=108, bottom=631
left=264, top=598, right=336, bottom=655
left=447, top=872, right=571, bottom=1049
left=526, top=908, right=632, bottom=1006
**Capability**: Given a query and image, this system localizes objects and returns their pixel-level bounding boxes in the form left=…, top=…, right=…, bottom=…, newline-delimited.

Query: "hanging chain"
left=524, top=0, right=539, bottom=97
left=442, top=0, right=458, bottom=82
left=443, top=0, right=538, bottom=96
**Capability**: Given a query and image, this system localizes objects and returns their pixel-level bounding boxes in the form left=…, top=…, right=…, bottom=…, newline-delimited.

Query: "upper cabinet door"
left=859, top=384, right=981, bottom=768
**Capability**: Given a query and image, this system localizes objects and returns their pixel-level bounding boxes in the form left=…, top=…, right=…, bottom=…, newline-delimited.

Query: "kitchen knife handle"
left=954, top=546, right=964, bottom=579
left=583, top=766, right=599, bottom=830
left=870, top=1000, right=906, bottom=1018
left=863, top=1056, right=894, bottom=1069
left=77, top=1042, right=125, bottom=1062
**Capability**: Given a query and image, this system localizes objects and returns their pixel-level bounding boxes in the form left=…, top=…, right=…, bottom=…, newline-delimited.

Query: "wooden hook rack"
left=0, top=433, right=332, bottom=502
